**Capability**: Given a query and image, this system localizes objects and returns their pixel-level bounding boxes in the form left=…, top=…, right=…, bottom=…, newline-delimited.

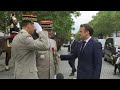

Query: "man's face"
left=71, top=36, right=74, bottom=40
left=79, top=27, right=89, bottom=40
left=27, top=23, right=35, bottom=35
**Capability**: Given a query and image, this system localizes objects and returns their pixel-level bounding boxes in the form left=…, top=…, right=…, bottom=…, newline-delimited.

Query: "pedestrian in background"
left=11, top=20, right=49, bottom=79
left=68, top=34, right=77, bottom=76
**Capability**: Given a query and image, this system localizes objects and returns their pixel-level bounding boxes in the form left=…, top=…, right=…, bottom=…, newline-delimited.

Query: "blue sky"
left=71, top=11, right=99, bottom=34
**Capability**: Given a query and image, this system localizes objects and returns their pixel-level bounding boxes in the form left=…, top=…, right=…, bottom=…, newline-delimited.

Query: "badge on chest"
left=40, top=54, right=45, bottom=60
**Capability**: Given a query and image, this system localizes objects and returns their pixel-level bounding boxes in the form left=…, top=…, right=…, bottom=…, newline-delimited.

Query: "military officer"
left=36, top=20, right=60, bottom=79
left=11, top=18, right=49, bottom=79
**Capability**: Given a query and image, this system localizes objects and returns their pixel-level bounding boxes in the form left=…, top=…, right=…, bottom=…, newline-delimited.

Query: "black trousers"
left=114, top=64, right=118, bottom=73
left=68, top=59, right=76, bottom=73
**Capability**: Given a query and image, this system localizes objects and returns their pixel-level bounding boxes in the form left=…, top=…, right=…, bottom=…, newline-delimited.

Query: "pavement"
left=0, top=46, right=120, bottom=79
left=0, top=53, right=14, bottom=79
left=58, top=46, right=120, bottom=79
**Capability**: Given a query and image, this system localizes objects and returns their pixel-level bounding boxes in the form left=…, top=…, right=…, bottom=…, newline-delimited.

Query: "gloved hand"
left=34, top=22, right=42, bottom=33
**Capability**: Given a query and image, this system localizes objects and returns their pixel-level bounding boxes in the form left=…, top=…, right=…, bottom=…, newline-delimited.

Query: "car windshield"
left=115, top=38, right=120, bottom=45
left=98, top=39, right=105, bottom=45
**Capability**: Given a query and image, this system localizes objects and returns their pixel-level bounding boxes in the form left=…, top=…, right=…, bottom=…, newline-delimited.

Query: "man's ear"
left=86, top=30, right=89, bottom=35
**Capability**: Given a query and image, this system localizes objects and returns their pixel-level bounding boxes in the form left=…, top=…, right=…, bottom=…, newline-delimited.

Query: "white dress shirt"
left=84, top=36, right=91, bottom=47
left=81, top=36, right=91, bottom=50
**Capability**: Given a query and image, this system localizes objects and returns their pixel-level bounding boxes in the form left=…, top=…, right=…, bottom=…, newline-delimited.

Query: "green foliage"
left=0, top=11, right=22, bottom=31
left=0, top=11, right=80, bottom=39
left=0, top=11, right=80, bottom=48
left=0, top=11, right=10, bottom=30
left=89, top=11, right=120, bottom=37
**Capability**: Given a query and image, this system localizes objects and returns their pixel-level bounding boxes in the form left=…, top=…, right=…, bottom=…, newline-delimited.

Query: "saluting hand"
left=34, top=22, right=42, bottom=33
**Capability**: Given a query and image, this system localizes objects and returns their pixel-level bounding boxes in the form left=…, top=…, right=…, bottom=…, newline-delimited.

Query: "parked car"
left=104, top=37, right=120, bottom=65
left=0, top=31, right=4, bottom=36
left=97, top=39, right=105, bottom=56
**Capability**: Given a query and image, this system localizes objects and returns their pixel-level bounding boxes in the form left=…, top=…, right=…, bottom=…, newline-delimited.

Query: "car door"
left=104, top=38, right=112, bottom=60
left=108, top=38, right=114, bottom=57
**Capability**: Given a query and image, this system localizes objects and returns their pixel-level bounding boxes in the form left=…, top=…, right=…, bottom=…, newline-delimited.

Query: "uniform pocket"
left=40, top=54, right=45, bottom=60
left=29, top=67, right=38, bottom=72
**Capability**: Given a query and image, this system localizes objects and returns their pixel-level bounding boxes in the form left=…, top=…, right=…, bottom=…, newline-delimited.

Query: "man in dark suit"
left=68, top=34, right=77, bottom=76
left=60, top=24, right=102, bottom=79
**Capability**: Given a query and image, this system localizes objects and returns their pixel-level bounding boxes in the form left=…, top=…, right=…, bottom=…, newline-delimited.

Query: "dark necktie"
left=80, top=41, right=86, bottom=54
left=70, top=40, right=74, bottom=52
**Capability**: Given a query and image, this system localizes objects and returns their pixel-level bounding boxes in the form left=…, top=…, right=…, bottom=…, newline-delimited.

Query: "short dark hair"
left=80, top=24, right=94, bottom=36
left=20, top=20, right=34, bottom=28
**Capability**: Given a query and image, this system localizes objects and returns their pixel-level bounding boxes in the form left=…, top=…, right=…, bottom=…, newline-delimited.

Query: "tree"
left=0, top=11, right=80, bottom=50
left=89, top=11, right=120, bottom=37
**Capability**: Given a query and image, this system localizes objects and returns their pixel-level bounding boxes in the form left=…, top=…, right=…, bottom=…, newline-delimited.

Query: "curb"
left=0, top=64, right=13, bottom=72
left=0, top=64, right=6, bottom=72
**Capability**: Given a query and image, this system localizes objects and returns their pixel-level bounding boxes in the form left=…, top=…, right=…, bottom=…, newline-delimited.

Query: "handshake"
left=34, top=22, right=43, bottom=33
left=52, top=47, right=60, bottom=58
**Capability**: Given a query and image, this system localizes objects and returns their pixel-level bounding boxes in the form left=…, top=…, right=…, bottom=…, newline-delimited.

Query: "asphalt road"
left=0, top=47, right=120, bottom=79
left=58, top=46, right=120, bottom=79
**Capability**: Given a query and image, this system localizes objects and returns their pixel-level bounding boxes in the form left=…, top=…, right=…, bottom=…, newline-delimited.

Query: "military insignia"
left=22, top=14, right=37, bottom=22
left=40, top=20, right=53, bottom=30
left=41, top=24, right=53, bottom=28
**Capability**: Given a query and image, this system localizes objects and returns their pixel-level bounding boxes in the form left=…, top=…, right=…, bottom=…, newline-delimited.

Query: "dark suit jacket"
left=60, top=38, right=102, bottom=79
left=68, top=40, right=78, bottom=54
